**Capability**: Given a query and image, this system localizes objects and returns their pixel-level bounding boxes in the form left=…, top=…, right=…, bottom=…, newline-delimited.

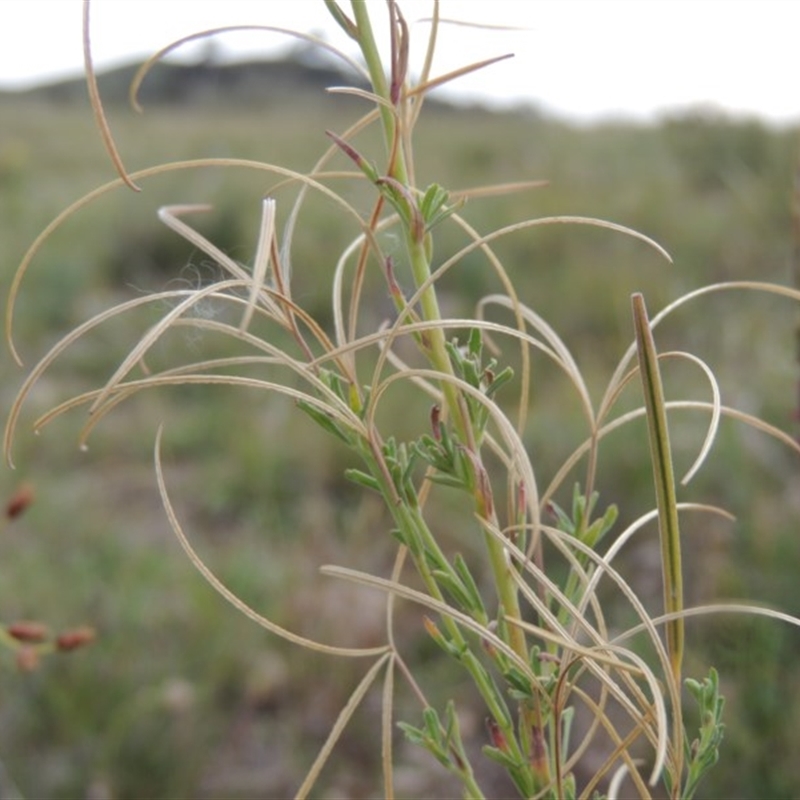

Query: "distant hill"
left=0, top=54, right=366, bottom=108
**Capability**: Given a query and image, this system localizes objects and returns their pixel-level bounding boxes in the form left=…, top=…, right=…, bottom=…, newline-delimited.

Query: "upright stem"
left=347, top=0, right=530, bottom=671
left=350, top=3, right=465, bottom=428
left=344, top=18, right=542, bottom=780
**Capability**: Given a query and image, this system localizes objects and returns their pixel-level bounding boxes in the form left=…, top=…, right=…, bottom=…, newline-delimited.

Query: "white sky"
left=1, top=0, right=798, bottom=124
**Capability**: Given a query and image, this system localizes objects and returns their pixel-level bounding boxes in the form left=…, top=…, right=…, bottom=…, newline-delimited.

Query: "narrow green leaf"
left=397, top=721, right=425, bottom=747
left=424, top=200, right=463, bottom=233
left=482, top=744, right=521, bottom=770
left=423, top=706, right=444, bottom=743
left=344, top=468, right=382, bottom=493
left=632, top=292, right=684, bottom=682
left=560, top=706, right=575, bottom=759
left=581, top=503, right=618, bottom=549
left=426, top=472, right=466, bottom=490
left=323, top=0, right=358, bottom=39
left=503, top=667, right=534, bottom=699
left=295, top=399, right=351, bottom=444
left=419, top=183, right=449, bottom=221
left=547, top=499, right=575, bottom=535
left=453, top=554, right=486, bottom=617
left=325, top=130, right=380, bottom=182
left=483, top=365, right=514, bottom=398
left=390, top=528, right=408, bottom=547
left=460, top=650, right=513, bottom=729
left=467, top=327, right=483, bottom=358
left=431, top=569, right=473, bottom=610
left=571, top=482, right=585, bottom=523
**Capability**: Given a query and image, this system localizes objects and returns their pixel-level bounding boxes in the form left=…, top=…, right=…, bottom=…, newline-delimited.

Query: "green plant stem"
left=349, top=3, right=468, bottom=438
left=349, top=2, right=394, bottom=151
left=357, top=435, right=536, bottom=783
left=348, top=2, right=544, bottom=784
left=348, top=1, right=527, bottom=648
left=358, top=439, right=468, bottom=645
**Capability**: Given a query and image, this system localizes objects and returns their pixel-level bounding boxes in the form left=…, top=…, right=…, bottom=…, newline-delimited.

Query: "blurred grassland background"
left=1, top=58, right=800, bottom=798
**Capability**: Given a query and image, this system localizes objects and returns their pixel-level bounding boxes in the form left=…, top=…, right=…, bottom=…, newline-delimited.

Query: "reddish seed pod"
left=5, top=483, right=35, bottom=520
left=422, top=616, right=441, bottom=640
left=430, top=404, right=442, bottom=441
left=385, top=256, right=403, bottom=299
left=7, top=621, right=50, bottom=643
left=480, top=635, right=498, bottom=659
left=56, top=626, right=96, bottom=652
left=530, top=724, right=547, bottom=771
left=486, top=717, right=509, bottom=752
